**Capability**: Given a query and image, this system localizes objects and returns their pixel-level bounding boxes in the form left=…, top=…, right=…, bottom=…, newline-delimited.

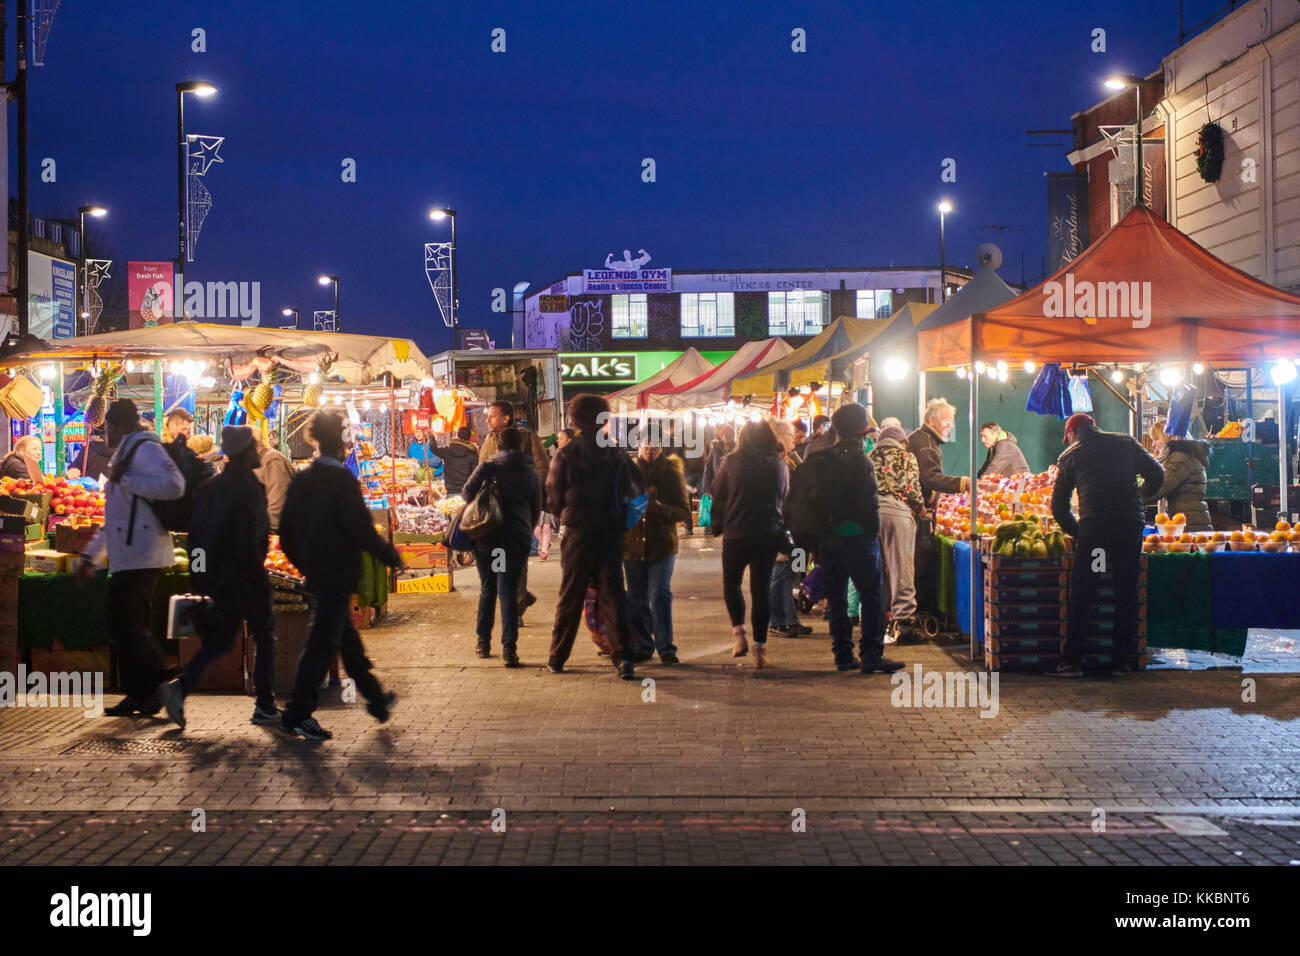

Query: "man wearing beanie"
left=1049, top=413, right=1164, bottom=678
left=793, top=403, right=903, bottom=674
left=76, top=399, right=187, bottom=716
left=161, top=426, right=279, bottom=729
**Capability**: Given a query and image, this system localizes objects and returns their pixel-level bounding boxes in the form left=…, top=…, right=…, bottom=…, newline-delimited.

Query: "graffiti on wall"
left=567, top=297, right=605, bottom=351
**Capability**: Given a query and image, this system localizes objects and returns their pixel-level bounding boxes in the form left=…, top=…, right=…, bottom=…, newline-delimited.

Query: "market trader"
left=1049, top=412, right=1164, bottom=679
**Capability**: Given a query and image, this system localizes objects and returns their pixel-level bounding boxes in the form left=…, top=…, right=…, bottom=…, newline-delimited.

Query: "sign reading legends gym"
left=560, top=353, right=638, bottom=384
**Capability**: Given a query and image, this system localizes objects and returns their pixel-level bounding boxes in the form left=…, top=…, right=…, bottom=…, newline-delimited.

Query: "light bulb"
left=308, top=373, right=319, bottom=385
left=363, top=400, right=371, bottom=410
left=997, top=368, right=1008, bottom=383
left=1158, top=366, right=1182, bottom=387
left=125, top=360, right=136, bottom=373
left=974, top=361, right=986, bottom=375
left=1023, top=360, right=1035, bottom=374
left=1111, top=368, right=1124, bottom=384
left=996, top=360, right=1007, bottom=374
left=986, top=365, right=998, bottom=380
left=956, top=366, right=967, bottom=380
left=883, top=357, right=908, bottom=381
left=1192, top=362, right=1204, bottom=375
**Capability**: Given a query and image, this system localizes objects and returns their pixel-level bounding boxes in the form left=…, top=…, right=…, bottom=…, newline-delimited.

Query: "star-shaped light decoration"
left=187, top=135, right=225, bottom=176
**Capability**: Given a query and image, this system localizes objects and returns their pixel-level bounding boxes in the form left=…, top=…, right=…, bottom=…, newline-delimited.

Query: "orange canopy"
left=918, top=206, right=1300, bottom=369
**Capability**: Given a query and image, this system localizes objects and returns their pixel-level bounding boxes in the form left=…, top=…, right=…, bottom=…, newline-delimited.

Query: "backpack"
left=785, top=449, right=840, bottom=539
left=117, top=433, right=210, bottom=536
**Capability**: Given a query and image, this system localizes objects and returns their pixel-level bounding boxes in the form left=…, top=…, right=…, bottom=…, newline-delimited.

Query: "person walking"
left=252, top=429, right=295, bottom=532
left=479, top=401, right=549, bottom=621
left=1049, top=413, right=1164, bottom=678
left=768, top=420, right=811, bottom=639
left=278, top=412, right=403, bottom=739
left=160, top=426, right=278, bottom=729
left=699, top=423, right=735, bottom=500
left=709, top=420, right=789, bottom=669
left=546, top=394, right=639, bottom=680
left=797, top=404, right=903, bottom=674
left=1144, top=426, right=1212, bottom=532
left=440, top=425, right=480, bottom=496
left=461, top=426, right=542, bottom=667
left=75, top=399, right=186, bottom=716
left=977, top=421, right=1031, bottom=478
left=869, top=424, right=927, bottom=644
left=623, top=437, right=690, bottom=664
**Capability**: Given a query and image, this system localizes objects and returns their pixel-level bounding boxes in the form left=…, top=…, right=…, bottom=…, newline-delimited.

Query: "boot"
left=752, top=642, right=771, bottom=669
left=732, top=625, right=749, bottom=658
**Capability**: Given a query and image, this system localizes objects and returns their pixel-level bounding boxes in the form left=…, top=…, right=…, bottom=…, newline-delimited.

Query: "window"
left=680, top=292, right=734, bottom=337
left=768, top=290, right=827, bottom=336
left=856, top=289, right=893, bottom=319
left=611, top=293, right=647, bottom=338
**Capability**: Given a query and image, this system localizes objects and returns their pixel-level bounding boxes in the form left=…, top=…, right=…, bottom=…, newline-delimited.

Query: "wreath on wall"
left=1195, top=121, right=1225, bottom=183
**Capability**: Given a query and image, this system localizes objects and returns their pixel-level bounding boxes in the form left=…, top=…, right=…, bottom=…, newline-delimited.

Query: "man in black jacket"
left=161, top=426, right=277, bottom=730
left=278, top=412, right=403, bottom=739
left=805, top=404, right=904, bottom=675
left=440, top=425, right=480, bottom=496
left=1049, top=413, right=1164, bottom=678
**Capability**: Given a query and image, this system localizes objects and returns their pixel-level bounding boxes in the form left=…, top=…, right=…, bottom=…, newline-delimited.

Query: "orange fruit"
left=1161, top=534, right=1175, bottom=543
left=1145, top=534, right=1159, bottom=543
left=1178, top=532, right=1194, bottom=543
left=1230, top=531, right=1245, bottom=542
left=1211, top=532, right=1226, bottom=542
left=1277, top=521, right=1292, bottom=532
left=1155, top=512, right=1170, bottom=524
left=1172, top=513, right=1186, bottom=523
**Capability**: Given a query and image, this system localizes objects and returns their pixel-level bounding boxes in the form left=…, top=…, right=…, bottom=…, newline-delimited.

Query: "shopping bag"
left=446, top=505, right=475, bottom=552
left=698, top=493, right=713, bottom=528
left=624, top=492, right=649, bottom=530
left=584, top=587, right=613, bottom=654
left=460, top=471, right=503, bottom=539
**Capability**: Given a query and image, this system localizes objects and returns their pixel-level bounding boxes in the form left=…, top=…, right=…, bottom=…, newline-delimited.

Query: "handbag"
left=625, top=492, right=649, bottom=530
left=698, top=493, right=713, bottom=528
left=460, top=468, right=503, bottom=540
left=446, top=505, right=475, bottom=552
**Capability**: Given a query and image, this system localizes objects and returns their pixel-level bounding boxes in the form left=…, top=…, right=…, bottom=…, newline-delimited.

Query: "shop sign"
left=128, top=261, right=174, bottom=329
left=61, top=420, right=87, bottom=442
left=539, top=295, right=568, bottom=313
left=461, top=329, right=493, bottom=350
left=561, top=353, right=637, bottom=384
left=582, top=268, right=671, bottom=293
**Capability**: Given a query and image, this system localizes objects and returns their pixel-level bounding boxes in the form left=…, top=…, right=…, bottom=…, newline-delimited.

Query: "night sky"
left=15, top=0, right=1196, bottom=353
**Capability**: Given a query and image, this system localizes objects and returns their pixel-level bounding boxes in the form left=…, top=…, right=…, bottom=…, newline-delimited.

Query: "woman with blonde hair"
left=1, top=434, right=44, bottom=480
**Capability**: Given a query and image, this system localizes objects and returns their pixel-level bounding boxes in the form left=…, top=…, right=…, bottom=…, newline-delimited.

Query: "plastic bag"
left=698, top=493, right=713, bottom=527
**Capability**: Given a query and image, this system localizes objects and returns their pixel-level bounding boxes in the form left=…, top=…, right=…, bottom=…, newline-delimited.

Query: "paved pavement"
left=3, top=535, right=1300, bottom=865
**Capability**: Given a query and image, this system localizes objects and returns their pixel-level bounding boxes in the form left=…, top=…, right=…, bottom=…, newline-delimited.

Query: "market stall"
left=916, top=205, right=1300, bottom=667
left=605, top=347, right=715, bottom=414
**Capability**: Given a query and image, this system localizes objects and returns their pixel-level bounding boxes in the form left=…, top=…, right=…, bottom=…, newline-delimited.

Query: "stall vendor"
left=2, top=435, right=44, bottom=480
left=407, top=429, right=443, bottom=475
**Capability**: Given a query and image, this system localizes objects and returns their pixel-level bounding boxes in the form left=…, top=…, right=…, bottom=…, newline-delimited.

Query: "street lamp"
left=429, top=207, right=458, bottom=348
left=1104, top=73, right=1157, bottom=207
left=77, top=205, right=107, bottom=337
left=318, top=275, right=339, bottom=331
left=281, top=307, right=300, bottom=330
left=176, top=81, right=218, bottom=321
left=937, top=200, right=953, bottom=304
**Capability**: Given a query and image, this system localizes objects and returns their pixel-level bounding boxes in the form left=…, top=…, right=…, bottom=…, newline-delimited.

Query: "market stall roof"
left=0, top=322, right=433, bottom=385
left=918, top=206, right=1300, bottom=369
left=912, top=262, right=1020, bottom=334
left=787, top=302, right=942, bottom=389
left=634, top=338, right=793, bottom=411
left=727, top=316, right=886, bottom=400
left=606, top=347, right=715, bottom=410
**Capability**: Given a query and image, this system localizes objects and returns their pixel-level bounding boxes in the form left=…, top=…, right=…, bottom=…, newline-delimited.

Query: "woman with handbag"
left=623, top=438, right=690, bottom=665
left=708, top=420, right=789, bottom=669
left=460, top=427, right=542, bottom=667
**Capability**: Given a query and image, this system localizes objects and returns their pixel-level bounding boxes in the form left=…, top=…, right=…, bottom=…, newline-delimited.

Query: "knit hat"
left=831, top=403, right=872, bottom=438
left=876, top=425, right=908, bottom=443
left=1063, top=412, right=1096, bottom=445
left=105, top=398, right=140, bottom=428
left=221, top=425, right=255, bottom=457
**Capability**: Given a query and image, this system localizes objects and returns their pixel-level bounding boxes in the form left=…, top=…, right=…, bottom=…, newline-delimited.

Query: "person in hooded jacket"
left=440, top=425, right=480, bottom=496
left=622, top=438, right=690, bottom=664
left=977, top=422, right=1031, bottom=478
left=1144, top=428, right=1212, bottom=532
left=699, top=423, right=735, bottom=497
left=461, top=426, right=542, bottom=667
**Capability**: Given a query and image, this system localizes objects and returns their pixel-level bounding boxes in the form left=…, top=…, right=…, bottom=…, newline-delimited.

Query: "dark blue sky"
left=16, top=0, right=1198, bottom=354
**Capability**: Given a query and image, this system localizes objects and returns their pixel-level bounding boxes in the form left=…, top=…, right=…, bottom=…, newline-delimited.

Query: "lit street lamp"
left=176, top=81, right=217, bottom=321
left=281, top=307, right=300, bottom=330
left=429, top=207, right=458, bottom=348
left=318, top=275, right=339, bottom=331
left=938, top=200, right=953, bottom=303
left=1104, top=73, right=1157, bottom=207
left=77, top=205, right=107, bottom=336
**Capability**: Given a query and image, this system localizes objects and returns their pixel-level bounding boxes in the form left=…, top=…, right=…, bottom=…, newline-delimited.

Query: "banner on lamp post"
left=128, top=262, right=174, bottom=329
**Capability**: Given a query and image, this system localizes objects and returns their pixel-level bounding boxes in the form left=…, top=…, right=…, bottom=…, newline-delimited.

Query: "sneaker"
left=1110, top=662, right=1136, bottom=678
left=1046, top=662, right=1083, bottom=678
left=251, top=703, right=280, bottom=725
left=617, top=661, right=637, bottom=681
left=367, top=691, right=398, bottom=723
left=502, top=647, right=521, bottom=668
left=476, top=643, right=491, bottom=658
left=659, top=652, right=680, bottom=665
left=794, top=624, right=813, bottom=635
left=282, top=715, right=333, bottom=740
left=103, top=696, right=147, bottom=717
left=546, top=661, right=564, bottom=674
left=860, top=658, right=906, bottom=674
left=161, top=678, right=186, bottom=730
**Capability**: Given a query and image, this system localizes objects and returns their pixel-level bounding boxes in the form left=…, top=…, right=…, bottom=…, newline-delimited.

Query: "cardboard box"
left=0, top=495, right=37, bottom=520
left=395, top=573, right=450, bottom=594
left=0, top=550, right=25, bottom=576
left=25, top=549, right=73, bottom=573
left=0, top=514, right=24, bottom=535
left=55, top=523, right=99, bottom=555
left=395, top=541, right=450, bottom=570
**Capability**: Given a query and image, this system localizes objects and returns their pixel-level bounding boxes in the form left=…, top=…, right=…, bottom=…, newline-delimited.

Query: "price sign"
left=1241, top=418, right=1256, bottom=443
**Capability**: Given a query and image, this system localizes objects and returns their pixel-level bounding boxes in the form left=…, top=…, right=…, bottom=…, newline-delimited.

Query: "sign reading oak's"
left=561, top=353, right=638, bottom=384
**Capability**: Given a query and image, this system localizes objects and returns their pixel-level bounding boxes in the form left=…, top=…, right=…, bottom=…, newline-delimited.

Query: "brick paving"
left=2, top=535, right=1299, bottom=864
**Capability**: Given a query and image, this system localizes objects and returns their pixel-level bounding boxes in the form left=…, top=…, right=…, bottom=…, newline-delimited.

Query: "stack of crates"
left=982, top=540, right=1148, bottom=671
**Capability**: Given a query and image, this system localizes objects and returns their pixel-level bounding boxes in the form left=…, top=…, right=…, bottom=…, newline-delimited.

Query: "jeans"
left=183, top=586, right=276, bottom=707
left=819, top=534, right=886, bottom=666
left=105, top=568, right=174, bottom=701
left=624, top=554, right=677, bottom=657
left=721, top=532, right=782, bottom=643
left=1062, top=520, right=1143, bottom=667
left=475, top=539, right=528, bottom=650
left=549, top=525, right=630, bottom=667
left=769, top=559, right=797, bottom=629
left=283, top=586, right=385, bottom=723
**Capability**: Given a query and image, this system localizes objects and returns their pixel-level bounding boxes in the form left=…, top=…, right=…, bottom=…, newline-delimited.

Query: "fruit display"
left=990, top=515, right=1067, bottom=557
left=1154, top=511, right=1187, bottom=536
left=264, top=536, right=303, bottom=579
left=1, top=475, right=105, bottom=517
left=1143, top=525, right=1299, bottom=554
left=1215, top=421, right=1243, bottom=438
left=936, top=468, right=1058, bottom=540
left=395, top=496, right=463, bottom=535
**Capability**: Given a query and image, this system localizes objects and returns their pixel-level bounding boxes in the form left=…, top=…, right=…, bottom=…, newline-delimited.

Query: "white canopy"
left=605, top=347, right=715, bottom=411
left=633, top=338, right=793, bottom=411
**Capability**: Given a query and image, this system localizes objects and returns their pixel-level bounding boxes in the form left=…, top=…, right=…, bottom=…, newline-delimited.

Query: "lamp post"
left=937, top=200, right=952, bottom=304
left=77, top=205, right=107, bottom=337
left=175, top=81, right=217, bottom=321
left=281, top=307, right=300, bottom=330
left=429, top=207, right=458, bottom=348
left=1104, top=74, right=1156, bottom=207
left=318, top=275, right=339, bottom=331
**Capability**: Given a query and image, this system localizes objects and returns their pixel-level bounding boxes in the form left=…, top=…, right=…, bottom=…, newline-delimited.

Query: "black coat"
left=280, top=458, right=400, bottom=591
left=708, top=450, right=789, bottom=540
left=1051, top=430, right=1164, bottom=535
left=440, top=439, right=480, bottom=496
left=188, top=464, right=270, bottom=596
left=0, top=453, right=30, bottom=480
left=462, top=450, right=542, bottom=549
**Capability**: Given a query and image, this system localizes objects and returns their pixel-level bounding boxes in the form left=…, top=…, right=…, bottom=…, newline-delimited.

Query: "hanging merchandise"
left=433, top=390, right=465, bottom=431
left=265, top=383, right=283, bottom=420
left=223, top=387, right=248, bottom=426
left=1066, top=373, right=1093, bottom=413
left=1166, top=383, right=1198, bottom=438
left=1025, top=363, right=1071, bottom=420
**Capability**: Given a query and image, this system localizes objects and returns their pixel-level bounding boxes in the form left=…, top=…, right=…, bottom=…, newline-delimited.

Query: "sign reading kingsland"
left=561, top=353, right=637, bottom=383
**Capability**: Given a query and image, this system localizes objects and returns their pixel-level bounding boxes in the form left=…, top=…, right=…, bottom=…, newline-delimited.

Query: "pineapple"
left=251, top=380, right=274, bottom=410
left=84, top=364, right=120, bottom=428
left=303, top=383, right=323, bottom=406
